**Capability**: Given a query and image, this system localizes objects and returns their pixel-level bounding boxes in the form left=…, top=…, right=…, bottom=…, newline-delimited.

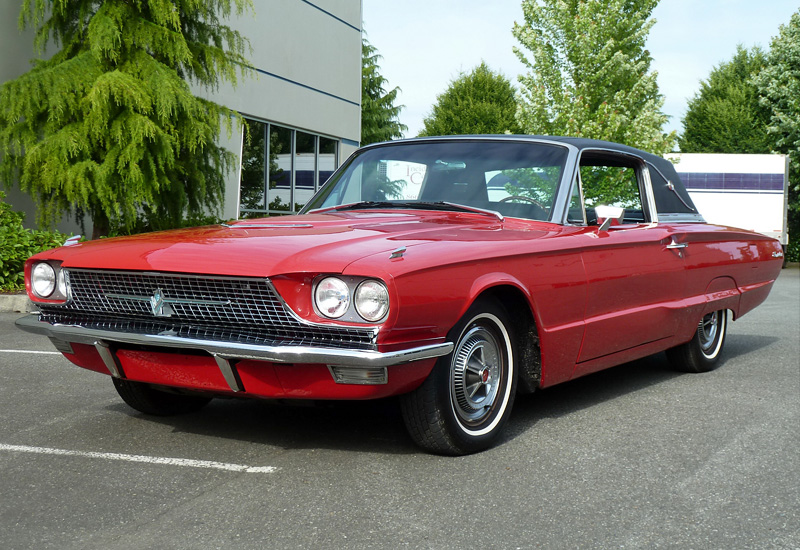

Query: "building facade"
left=0, top=0, right=362, bottom=233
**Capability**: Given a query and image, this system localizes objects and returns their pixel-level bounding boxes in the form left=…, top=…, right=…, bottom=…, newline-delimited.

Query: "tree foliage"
left=680, top=46, right=771, bottom=154
left=0, top=0, right=252, bottom=238
left=513, top=0, right=675, bottom=155
left=419, top=62, right=521, bottom=136
left=754, top=10, right=800, bottom=223
left=361, top=36, right=406, bottom=145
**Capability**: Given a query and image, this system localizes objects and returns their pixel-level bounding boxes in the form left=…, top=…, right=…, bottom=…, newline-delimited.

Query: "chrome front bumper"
left=15, top=313, right=453, bottom=368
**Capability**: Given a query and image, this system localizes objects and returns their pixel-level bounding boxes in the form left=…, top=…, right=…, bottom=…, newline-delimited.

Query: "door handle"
left=666, top=239, right=688, bottom=250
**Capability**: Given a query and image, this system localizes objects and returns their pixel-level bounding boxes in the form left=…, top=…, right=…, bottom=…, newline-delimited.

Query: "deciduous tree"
left=513, top=0, right=675, bottom=155
left=0, top=0, right=252, bottom=238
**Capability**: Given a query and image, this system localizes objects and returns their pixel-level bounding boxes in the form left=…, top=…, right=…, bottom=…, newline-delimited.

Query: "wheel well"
left=480, top=286, right=541, bottom=394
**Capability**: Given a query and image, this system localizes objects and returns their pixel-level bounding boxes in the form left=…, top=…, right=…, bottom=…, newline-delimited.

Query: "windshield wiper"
left=310, top=201, right=503, bottom=220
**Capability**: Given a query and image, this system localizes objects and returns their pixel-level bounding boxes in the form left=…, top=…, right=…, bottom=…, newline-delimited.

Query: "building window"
left=239, top=118, right=339, bottom=218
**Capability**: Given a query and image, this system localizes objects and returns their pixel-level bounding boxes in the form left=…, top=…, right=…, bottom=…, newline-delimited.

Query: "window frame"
left=567, top=149, right=659, bottom=227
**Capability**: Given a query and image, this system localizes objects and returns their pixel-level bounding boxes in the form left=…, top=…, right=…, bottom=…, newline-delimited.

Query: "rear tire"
left=112, top=378, right=211, bottom=416
left=401, top=298, right=518, bottom=455
left=667, top=310, right=727, bottom=373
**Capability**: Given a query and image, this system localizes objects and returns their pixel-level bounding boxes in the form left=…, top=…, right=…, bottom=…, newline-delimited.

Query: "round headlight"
left=32, top=262, right=56, bottom=298
left=315, top=277, right=350, bottom=318
left=355, top=280, right=389, bottom=322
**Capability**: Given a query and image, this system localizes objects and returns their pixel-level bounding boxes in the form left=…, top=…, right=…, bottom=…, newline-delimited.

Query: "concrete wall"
left=0, top=0, right=362, bottom=230
left=202, top=0, right=363, bottom=220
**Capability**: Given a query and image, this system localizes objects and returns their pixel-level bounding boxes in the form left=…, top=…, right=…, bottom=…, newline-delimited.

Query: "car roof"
left=363, top=135, right=702, bottom=221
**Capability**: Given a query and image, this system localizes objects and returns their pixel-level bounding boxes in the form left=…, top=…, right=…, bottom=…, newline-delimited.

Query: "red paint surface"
left=28, top=210, right=783, bottom=399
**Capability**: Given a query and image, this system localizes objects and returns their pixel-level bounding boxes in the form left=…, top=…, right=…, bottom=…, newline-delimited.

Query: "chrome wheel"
left=667, top=309, right=727, bottom=373
left=400, top=300, right=519, bottom=454
left=451, top=325, right=502, bottom=426
left=698, top=311, right=720, bottom=356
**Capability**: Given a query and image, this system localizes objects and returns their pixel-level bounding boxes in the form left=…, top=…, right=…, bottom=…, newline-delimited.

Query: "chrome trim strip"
left=213, top=355, right=243, bottom=392
left=104, top=293, right=233, bottom=307
left=94, top=341, right=123, bottom=378
left=16, top=314, right=452, bottom=368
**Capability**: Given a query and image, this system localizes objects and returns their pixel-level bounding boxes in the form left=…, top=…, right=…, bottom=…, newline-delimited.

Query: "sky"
left=362, top=0, right=799, bottom=139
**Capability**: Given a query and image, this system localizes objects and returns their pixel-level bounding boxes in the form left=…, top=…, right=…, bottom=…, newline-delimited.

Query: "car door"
left=570, top=151, right=687, bottom=377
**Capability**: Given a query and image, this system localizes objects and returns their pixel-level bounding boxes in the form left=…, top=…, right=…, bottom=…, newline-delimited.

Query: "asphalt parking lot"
left=1, top=267, right=798, bottom=550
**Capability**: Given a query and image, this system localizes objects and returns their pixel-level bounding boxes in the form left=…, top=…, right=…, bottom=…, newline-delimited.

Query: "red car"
left=17, top=136, right=784, bottom=455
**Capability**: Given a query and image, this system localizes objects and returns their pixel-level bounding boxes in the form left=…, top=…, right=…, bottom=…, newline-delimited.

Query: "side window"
left=578, top=155, right=647, bottom=224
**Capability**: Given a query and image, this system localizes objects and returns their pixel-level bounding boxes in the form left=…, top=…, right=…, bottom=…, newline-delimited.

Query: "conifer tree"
left=419, top=62, right=521, bottom=137
left=754, top=9, right=800, bottom=259
left=0, top=0, right=252, bottom=238
left=361, top=36, right=406, bottom=145
left=513, top=0, right=675, bottom=155
left=680, top=46, right=771, bottom=154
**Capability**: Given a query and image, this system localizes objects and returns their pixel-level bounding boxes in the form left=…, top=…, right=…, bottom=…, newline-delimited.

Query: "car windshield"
left=302, top=140, right=569, bottom=222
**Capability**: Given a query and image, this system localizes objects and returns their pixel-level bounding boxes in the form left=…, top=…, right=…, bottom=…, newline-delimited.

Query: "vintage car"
left=16, top=136, right=784, bottom=455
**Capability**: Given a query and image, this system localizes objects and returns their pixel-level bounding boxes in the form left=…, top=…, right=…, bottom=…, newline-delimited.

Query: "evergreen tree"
left=419, top=62, right=521, bottom=137
left=513, top=0, right=675, bottom=155
left=754, top=9, right=800, bottom=258
left=680, top=46, right=771, bottom=154
left=0, top=0, right=252, bottom=238
left=361, top=36, right=406, bottom=145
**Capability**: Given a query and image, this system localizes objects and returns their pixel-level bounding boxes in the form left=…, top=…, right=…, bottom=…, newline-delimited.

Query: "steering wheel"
left=499, top=195, right=546, bottom=209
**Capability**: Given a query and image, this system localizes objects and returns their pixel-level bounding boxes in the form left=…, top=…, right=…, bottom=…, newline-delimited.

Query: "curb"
left=0, top=294, right=32, bottom=313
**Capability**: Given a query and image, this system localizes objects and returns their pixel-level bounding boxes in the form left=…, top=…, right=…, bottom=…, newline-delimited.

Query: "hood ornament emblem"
left=150, top=288, right=175, bottom=317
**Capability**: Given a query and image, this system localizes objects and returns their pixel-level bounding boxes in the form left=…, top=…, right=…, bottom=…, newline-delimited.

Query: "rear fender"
left=676, top=276, right=739, bottom=345
left=703, top=276, right=741, bottom=318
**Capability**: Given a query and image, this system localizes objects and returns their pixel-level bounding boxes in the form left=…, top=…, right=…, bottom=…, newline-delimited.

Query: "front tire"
left=113, top=378, right=211, bottom=416
left=667, top=310, right=727, bottom=373
left=401, top=299, right=518, bottom=455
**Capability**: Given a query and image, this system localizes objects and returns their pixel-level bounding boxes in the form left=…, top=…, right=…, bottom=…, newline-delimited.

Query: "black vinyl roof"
left=385, top=135, right=701, bottom=218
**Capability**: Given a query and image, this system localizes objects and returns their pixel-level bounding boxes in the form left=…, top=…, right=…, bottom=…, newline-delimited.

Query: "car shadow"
left=106, top=395, right=418, bottom=455
left=723, top=333, right=779, bottom=358
left=104, top=335, right=779, bottom=455
left=505, top=353, right=679, bottom=437
left=501, top=333, right=780, bottom=445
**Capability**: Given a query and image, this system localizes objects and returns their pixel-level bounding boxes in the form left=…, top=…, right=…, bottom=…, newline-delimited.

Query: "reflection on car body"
left=17, top=136, right=783, bottom=455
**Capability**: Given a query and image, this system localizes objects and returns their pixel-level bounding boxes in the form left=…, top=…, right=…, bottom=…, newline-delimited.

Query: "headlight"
left=355, top=280, right=389, bottom=322
left=315, top=277, right=350, bottom=318
left=31, top=262, right=57, bottom=298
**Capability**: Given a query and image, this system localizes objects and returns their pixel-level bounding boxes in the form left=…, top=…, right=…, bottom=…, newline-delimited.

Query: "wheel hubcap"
left=698, top=311, right=719, bottom=352
left=451, top=325, right=502, bottom=425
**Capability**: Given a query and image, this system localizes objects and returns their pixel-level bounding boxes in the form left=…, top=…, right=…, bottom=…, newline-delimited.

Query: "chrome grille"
left=37, top=269, right=377, bottom=350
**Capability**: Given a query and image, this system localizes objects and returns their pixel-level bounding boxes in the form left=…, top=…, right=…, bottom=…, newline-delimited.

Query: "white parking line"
left=0, top=349, right=61, bottom=355
left=0, top=443, right=277, bottom=473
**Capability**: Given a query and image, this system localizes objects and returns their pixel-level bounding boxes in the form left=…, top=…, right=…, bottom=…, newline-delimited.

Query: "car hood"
left=38, top=211, right=556, bottom=277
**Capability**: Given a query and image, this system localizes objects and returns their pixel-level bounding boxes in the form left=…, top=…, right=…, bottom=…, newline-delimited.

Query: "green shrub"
left=0, top=191, right=68, bottom=291
left=786, top=238, right=799, bottom=263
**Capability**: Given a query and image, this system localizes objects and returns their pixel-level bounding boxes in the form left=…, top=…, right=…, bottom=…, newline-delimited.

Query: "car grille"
left=37, top=269, right=378, bottom=350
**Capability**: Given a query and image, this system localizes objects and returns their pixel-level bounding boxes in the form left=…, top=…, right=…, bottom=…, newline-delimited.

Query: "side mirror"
left=595, top=205, right=625, bottom=231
